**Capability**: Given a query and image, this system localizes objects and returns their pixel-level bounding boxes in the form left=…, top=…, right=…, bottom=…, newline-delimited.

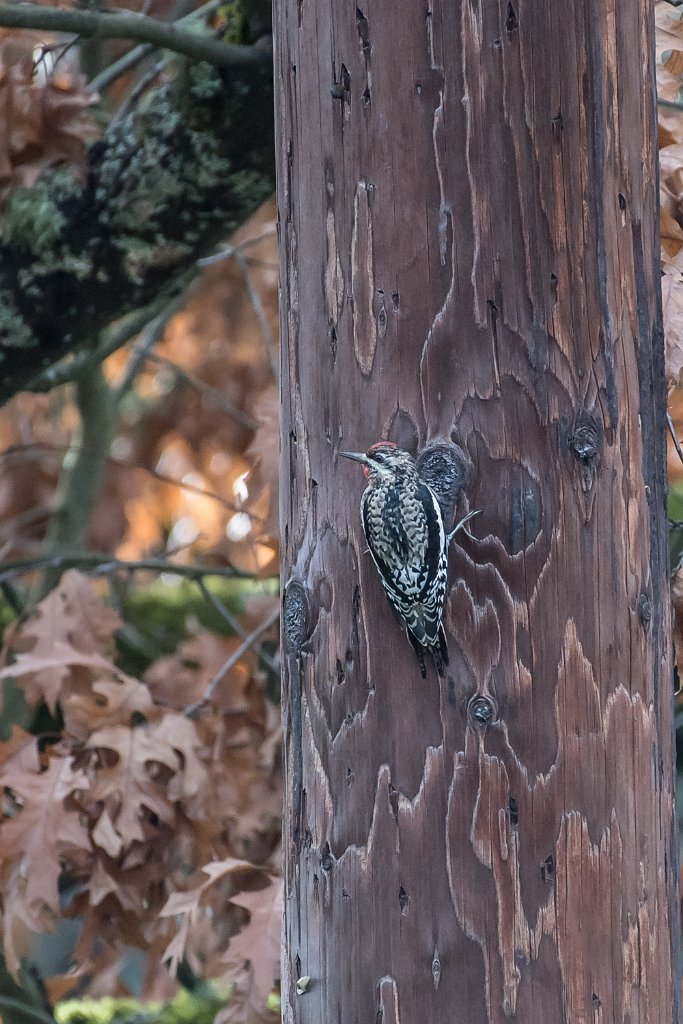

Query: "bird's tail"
left=406, top=630, right=427, bottom=678
left=404, top=612, right=449, bottom=678
left=429, top=623, right=449, bottom=677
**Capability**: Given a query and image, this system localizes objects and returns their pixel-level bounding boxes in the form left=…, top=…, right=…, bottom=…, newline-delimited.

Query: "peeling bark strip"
left=276, top=0, right=679, bottom=1020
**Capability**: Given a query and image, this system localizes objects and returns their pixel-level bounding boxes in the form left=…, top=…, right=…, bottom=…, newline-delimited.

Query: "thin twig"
left=116, top=287, right=190, bottom=398
left=197, top=227, right=277, bottom=267
left=90, top=41, right=155, bottom=94
left=0, top=503, right=52, bottom=539
left=89, top=0, right=222, bottom=92
left=668, top=412, right=683, bottom=467
left=1, top=580, right=25, bottom=616
left=111, top=57, right=167, bottom=124
left=185, top=605, right=280, bottom=718
left=26, top=295, right=173, bottom=393
left=0, top=4, right=266, bottom=69
left=34, top=38, right=80, bottom=75
left=234, top=251, right=279, bottom=382
left=196, top=577, right=278, bottom=674
left=144, top=352, right=258, bottom=430
left=0, top=553, right=262, bottom=585
left=0, top=443, right=261, bottom=520
left=116, top=310, right=168, bottom=398
left=659, top=98, right=683, bottom=111
left=27, top=270, right=197, bottom=393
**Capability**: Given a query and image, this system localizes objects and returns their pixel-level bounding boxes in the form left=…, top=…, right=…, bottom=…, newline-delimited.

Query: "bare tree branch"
left=26, top=290, right=186, bottom=393
left=196, top=226, right=277, bottom=267
left=659, top=98, right=683, bottom=112
left=0, top=4, right=266, bottom=69
left=0, top=553, right=262, bottom=584
left=0, top=442, right=262, bottom=519
left=186, top=604, right=280, bottom=717
left=144, top=352, right=258, bottom=430
left=667, top=411, right=683, bottom=467
left=89, top=0, right=222, bottom=92
left=196, top=577, right=279, bottom=674
left=0, top=39, right=274, bottom=404
left=234, top=250, right=279, bottom=382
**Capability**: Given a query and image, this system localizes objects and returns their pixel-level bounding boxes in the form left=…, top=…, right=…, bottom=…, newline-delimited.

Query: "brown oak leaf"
left=0, top=749, right=90, bottom=969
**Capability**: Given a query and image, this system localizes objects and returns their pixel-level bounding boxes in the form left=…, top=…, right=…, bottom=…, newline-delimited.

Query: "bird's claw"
left=448, top=508, right=480, bottom=543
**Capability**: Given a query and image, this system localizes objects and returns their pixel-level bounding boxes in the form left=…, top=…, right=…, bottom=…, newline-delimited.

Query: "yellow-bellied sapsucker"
left=340, top=442, right=476, bottom=678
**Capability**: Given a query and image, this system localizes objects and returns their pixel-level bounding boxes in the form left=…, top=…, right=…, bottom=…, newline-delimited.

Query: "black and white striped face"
left=339, top=442, right=415, bottom=483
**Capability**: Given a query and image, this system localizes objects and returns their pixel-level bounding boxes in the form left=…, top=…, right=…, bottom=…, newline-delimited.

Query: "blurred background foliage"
left=0, top=1, right=282, bottom=1021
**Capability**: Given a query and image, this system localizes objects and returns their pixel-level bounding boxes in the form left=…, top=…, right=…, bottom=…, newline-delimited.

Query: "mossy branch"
left=0, top=4, right=266, bottom=69
left=0, top=59, right=274, bottom=404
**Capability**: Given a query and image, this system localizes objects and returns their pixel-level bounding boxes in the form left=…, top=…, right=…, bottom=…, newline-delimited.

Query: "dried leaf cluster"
left=0, top=199, right=280, bottom=574
left=0, top=197, right=282, bottom=1011
left=0, top=20, right=281, bottom=1011
left=658, top=2, right=683, bottom=388
left=0, top=30, right=98, bottom=205
left=657, top=4, right=683, bottom=696
left=0, top=572, right=282, bottom=1019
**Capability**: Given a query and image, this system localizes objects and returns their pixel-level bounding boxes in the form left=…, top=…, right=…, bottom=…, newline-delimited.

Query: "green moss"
left=0, top=292, right=37, bottom=350
left=94, top=92, right=235, bottom=255
left=18, top=252, right=92, bottom=296
left=217, top=0, right=271, bottom=44
left=55, top=986, right=228, bottom=1024
left=3, top=171, right=82, bottom=254
left=217, top=2, right=246, bottom=44
left=0, top=50, right=275, bottom=399
left=4, top=188, right=64, bottom=253
left=188, top=62, right=225, bottom=101
left=227, top=168, right=274, bottom=209
left=120, top=239, right=192, bottom=285
left=3, top=171, right=93, bottom=297
left=116, top=576, right=278, bottom=676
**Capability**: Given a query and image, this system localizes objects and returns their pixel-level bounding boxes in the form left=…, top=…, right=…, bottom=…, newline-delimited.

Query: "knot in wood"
left=417, top=442, right=468, bottom=524
left=431, top=950, right=441, bottom=990
left=320, top=842, right=333, bottom=872
left=468, top=694, right=496, bottom=728
left=569, top=412, right=602, bottom=493
left=541, top=854, right=555, bottom=882
left=569, top=413, right=601, bottom=463
left=283, top=580, right=309, bottom=653
left=637, top=592, right=652, bottom=630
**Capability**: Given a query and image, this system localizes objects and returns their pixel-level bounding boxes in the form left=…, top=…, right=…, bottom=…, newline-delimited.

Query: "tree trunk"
left=275, top=0, right=680, bottom=1021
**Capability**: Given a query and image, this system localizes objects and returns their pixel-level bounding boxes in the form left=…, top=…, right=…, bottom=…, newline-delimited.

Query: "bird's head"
left=339, top=442, right=415, bottom=482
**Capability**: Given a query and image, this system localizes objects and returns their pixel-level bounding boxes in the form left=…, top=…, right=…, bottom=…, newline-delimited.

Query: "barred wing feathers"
left=361, top=480, right=449, bottom=673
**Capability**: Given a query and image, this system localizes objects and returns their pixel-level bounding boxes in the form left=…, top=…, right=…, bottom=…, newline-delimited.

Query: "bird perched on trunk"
left=339, top=441, right=476, bottom=678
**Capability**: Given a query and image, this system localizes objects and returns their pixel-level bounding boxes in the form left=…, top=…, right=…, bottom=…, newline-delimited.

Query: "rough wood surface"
left=275, top=0, right=680, bottom=1020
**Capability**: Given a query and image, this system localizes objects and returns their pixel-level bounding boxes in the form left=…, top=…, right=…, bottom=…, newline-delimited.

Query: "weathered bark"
left=276, top=0, right=679, bottom=1022
left=0, top=59, right=274, bottom=404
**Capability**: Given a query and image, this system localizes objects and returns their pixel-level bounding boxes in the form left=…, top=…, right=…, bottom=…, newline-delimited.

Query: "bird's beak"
left=338, top=450, right=368, bottom=465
